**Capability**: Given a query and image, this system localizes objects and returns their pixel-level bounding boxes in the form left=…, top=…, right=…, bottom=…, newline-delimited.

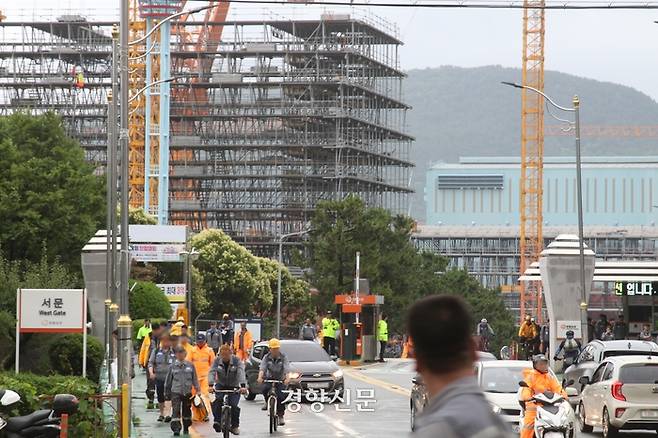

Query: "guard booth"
left=335, top=292, right=384, bottom=364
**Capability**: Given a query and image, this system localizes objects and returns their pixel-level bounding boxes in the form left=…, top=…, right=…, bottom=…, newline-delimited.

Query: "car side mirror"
left=519, top=381, right=529, bottom=388
left=578, top=376, right=590, bottom=386
left=566, top=387, right=578, bottom=397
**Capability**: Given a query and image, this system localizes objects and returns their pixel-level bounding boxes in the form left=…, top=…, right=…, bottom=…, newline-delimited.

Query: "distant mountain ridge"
left=403, top=65, right=658, bottom=220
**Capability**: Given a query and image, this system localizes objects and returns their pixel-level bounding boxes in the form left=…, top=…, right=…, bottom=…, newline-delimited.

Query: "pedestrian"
left=539, top=319, right=549, bottom=355
left=587, top=318, right=595, bottom=343
left=206, top=321, right=222, bottom=354
left=257, top=338, right=290, bottom=426
left=299, top=318, right=318, bottom=341
left=377, top=314, right=389, bottom=362
left=407, top=295, right=511, bottom=437
left=220, top=314, right=234, bottom=345
left=321, top=310, right=339, bottom=356
left=136, top=319, right=152, bottom=348
left=209, top=344, right=248, bottom=435
left=179, top=328, right=194, bottom=356
left=189, top=333, right=215, bottom=422
left=601, top=325, right=615, bottom=341
left=139, top=322, right=164, bottom=409
left=613, top=314, right=627, bottom=340
left=530, top=317, right=541, bottom=354
left=639, top=323, right=654, bottom=341
left=165, top=346, right=201, bottom=436
left=594, top=314, right=607, bottom=340
left=148, top=334, right=175, bottom=423
left=233, top=321, right=253, bottom=362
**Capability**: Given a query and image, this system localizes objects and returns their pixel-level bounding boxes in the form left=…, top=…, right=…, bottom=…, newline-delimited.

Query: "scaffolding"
left=0, top=12, right=413, bottom=256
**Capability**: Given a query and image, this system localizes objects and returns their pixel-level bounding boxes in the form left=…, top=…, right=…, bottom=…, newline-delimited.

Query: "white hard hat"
left=481, top=318, right=487, bottom=323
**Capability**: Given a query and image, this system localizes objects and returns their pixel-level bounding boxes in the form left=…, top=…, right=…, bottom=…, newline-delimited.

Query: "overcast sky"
left=11, top=1, right=658, bottom=100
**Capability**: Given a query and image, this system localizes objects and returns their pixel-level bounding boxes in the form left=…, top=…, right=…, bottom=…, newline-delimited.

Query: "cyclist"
left=519, top=354, right=567, bottom=438
left=257, top=338, right=290, bottom=426
left=209, top=344, right=247, bottom=435
left=553, top=330, right=581, bottom=367
left=518, top=315, right=537, bottom=359
left=476, top=318, right=494, bottom=351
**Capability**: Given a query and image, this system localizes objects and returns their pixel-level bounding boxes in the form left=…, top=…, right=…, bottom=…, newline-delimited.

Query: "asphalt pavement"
left=133, top=359, right=656, bottom=437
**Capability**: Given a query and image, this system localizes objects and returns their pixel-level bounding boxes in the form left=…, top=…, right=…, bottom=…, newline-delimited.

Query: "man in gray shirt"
left=408, top=295, right=513, bottom=438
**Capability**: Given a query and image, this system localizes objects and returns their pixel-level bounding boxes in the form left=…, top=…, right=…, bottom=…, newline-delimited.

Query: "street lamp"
left=179, top=248, right=200, bottom=326
left=276, top=228, right=311, bottom=338
left=502, top=81, right=588, bottom=343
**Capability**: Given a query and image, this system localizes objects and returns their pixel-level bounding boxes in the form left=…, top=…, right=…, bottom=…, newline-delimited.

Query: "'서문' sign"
left=18, top=289, right=86, bottom=333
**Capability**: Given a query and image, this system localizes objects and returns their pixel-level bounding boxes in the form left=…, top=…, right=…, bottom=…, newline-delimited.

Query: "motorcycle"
left=0, top=389, right=78, bottom=438
left=518, top=382, right=575, bottom=438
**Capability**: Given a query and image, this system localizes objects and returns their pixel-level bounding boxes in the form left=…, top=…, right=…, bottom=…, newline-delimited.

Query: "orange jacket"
left=233, top=329, right=253, bottom=352
left=518, top=322, right=538, bottom=339
left=520, top=368, right=567, bottom=402
left=138, top=334, right=153, bottom=368
left=190, top=345, right=215, bottom=382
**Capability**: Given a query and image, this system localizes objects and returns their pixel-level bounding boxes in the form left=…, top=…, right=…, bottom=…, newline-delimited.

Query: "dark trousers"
left=262, top=382, right=286, bottom=416
left=212, top=392, right=241, bottom=428
left=323, top=337, right=336, bottom=356
left=155, top=378, right=167, bottom=404
left=379, top=340, right=387, bottom=361
left=146, top=375, right=156, bottom=403
left=170, top=393, right=192, bottom=433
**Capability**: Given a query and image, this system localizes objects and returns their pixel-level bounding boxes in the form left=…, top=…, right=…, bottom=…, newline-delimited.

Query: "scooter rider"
left=519, top=355, right=567, bottom=438
left=553, top=330, right=581, bottom=367
left=209, top=344, right=248, bottom=435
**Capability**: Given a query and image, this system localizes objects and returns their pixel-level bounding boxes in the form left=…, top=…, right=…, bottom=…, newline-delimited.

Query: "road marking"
left=304, top=405, right=366, bottom=438
left=343, top=368, right=412, bottom=397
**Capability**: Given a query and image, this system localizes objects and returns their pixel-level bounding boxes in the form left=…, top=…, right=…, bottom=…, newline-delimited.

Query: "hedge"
left=129, top=280, right=172, bottom=321
left=47, top=334, right=103, bottom=383
left=0, top=372, right=99, bottom=438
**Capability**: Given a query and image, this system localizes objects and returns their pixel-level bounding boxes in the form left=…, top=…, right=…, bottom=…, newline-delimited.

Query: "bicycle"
left=263, top=379, right=284, bottom=434
left=213, top=388, right=239, bottom=438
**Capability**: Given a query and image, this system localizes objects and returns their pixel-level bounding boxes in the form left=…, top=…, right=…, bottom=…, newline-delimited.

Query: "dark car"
left=563, top=340, right=658, bottom=399
left=410, top=351, right=497, bottom=430
left=244, top=340, right=344, bottom=401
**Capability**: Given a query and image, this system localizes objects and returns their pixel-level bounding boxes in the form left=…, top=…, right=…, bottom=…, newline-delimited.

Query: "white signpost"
left=16, top=289, right=87, bottom=377
left=556, top=320, right=582, bottom=339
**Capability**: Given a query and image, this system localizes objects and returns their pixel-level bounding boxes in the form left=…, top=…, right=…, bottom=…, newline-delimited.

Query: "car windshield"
left=281, top=344, right=332, bottom=362
left=604, top=350, right=658, bottom=358
left=619, top=364, right=658, bottom=384
left=481, top=366, right=528, bottom=393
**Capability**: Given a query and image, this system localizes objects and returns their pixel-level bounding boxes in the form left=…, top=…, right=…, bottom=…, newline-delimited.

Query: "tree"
left=129, top=280, right=172, bottom=320
left=0, top=253, right=80, bottom=317
left=191, top=229, right=270, bottom=318
left=0, top=113, right=105, bottom=267
left=128, top=207, right=157, bottom=225
left=305, top=195, right=449, bottom=330
left=255, top=257, right=311, bottom=319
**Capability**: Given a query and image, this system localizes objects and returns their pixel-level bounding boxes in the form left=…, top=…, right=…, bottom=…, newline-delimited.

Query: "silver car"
left=577, top=356, right=658, bottom=438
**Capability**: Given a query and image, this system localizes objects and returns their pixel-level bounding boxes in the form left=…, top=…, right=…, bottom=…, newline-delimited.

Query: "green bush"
left=0, top=372, right=99, bottom=438
left=48, top=334, right=103, bottom=383
left=129, top=280, right=172, bottom=321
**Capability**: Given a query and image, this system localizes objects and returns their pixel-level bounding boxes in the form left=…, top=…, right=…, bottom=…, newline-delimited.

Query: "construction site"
left=0, top=3, right=413, bottom=256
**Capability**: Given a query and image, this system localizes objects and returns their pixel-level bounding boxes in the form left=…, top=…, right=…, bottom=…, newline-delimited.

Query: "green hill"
left=404, top=65, right=658, bottom=220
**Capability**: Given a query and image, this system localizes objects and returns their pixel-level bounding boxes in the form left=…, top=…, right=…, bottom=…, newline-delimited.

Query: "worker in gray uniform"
left=165, top=346, right=201, bottom=436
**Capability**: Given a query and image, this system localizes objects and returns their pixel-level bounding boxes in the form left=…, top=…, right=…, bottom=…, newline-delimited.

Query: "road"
left=136, top=359, right=656, bottom=437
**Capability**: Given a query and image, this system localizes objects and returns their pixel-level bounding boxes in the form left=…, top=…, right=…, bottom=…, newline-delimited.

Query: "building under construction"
left=0, top=10, right=413, bottom=255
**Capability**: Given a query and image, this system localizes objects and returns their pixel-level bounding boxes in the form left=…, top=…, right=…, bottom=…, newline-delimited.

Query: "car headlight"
left=490, top=404, right=502, bottom=414
left=288, top=372, right=301, bottom=380
left=332, top=369, right=344, bottom=379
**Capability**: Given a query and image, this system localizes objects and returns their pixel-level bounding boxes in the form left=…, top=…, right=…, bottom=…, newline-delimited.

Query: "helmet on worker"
left=532, top=354, right=549, bottom=374
left=565, top=330, right=575, bottom=339
left=481, top=318, right=487, bottom=324
left=269, top=338, right=282, bottom=357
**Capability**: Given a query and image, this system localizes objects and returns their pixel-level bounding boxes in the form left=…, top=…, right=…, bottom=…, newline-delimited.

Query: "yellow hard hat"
left=268, top=338, right=281, bottom=349
left=177, top=316, right=185, bottom=322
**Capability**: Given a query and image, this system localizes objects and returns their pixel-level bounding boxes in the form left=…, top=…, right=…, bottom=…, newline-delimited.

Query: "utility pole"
left=117, top=0, right=133, bottom=421
left=110, top=25, right=120, bottom=306
left=573, top=95, right=588, bottom=344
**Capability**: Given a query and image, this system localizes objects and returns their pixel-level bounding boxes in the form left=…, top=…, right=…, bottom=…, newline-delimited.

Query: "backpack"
left=563, top=338, right=579, bottom=352
left=301, top=325, right=315, bottom=340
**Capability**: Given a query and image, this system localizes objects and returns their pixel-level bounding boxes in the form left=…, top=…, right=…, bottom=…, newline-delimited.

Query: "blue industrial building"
left=425, top=156, right=658, bottom=227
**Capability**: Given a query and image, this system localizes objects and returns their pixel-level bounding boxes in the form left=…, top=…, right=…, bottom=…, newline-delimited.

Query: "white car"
left=477, top=360, right=539, bottom=433
left=577, top=356, right=658, bottom=438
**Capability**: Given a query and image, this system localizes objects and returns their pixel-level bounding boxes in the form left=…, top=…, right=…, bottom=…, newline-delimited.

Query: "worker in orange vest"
left=189, top=333, right=215, bottom=422
left=233, top=321, right=253, bottom=361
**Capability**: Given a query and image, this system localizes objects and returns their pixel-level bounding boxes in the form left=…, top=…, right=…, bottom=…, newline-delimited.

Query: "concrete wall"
left=81, top=251, right=109, bottom=340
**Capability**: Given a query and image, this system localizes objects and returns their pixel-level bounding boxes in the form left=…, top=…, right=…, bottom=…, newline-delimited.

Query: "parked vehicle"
left=519, top=381, right=575, bottom=438
left=563, top=340, right=658, bottom=399
left=0, top=389, right=78, bottom=438
left=577, top=356, right=658, bottom=438
left=244, top=340, right=344, bottom=401
left=411, top=358, right=549, bottom=432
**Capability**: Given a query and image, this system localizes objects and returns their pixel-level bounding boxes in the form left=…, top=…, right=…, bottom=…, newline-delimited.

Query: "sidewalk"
left=131, top=368, right=203, bottom=438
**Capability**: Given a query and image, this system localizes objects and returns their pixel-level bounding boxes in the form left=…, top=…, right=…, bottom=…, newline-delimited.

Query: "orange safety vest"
left=233, top=330, right=253, bottom=360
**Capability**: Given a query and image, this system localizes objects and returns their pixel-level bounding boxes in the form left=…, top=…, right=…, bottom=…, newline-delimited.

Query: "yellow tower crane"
left=519, top=1, right=546, bottom=322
